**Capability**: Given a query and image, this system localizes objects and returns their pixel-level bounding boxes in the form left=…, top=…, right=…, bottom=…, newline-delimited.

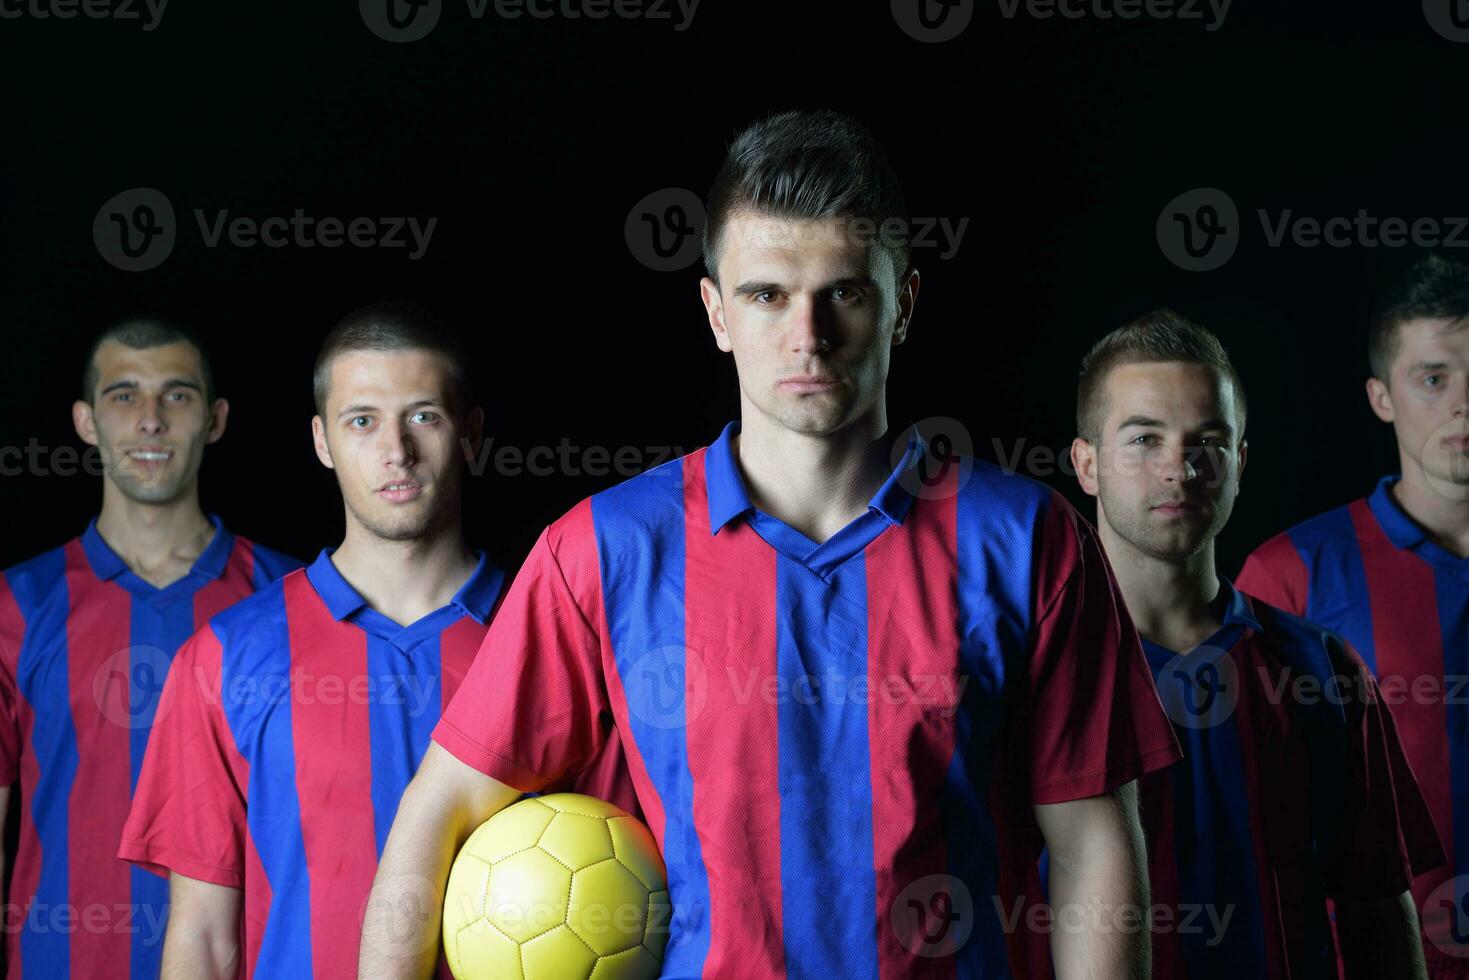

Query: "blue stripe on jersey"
left=591, top=480, right=714, bottom=977
left=216, top=591, right=314, bottom=974
left=773, top=554, right=879, bottom=978
left=1141, top=639, right=1270, bottom=979
left=1290, top=509, right=1379, bottom=672
left=1436, top=568, right=1469, bottom=879
left=367, top=632, right=444, bottom=858
left=954, top=467, right=1043, bottom=978
left=130, top=593, right=195, bottom=979
left=11, top=548, right=76, bottom=974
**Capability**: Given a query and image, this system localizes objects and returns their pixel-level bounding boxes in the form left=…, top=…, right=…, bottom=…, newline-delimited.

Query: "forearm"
left=359, top=746, right=521, bottom=979
left=1337, top=891, right=1426, bottom=980
left=1041, top=784, right=1150, bottom=980
left=160, top=890, right=241, bottom=980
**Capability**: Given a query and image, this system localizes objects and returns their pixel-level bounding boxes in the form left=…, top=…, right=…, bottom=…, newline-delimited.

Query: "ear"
left=461, top=406, right=485, bottom=464
left=312, top=416, right=334, bottom=469
left=1237, top=437, right=1248, bottom=489
left=892, top=267, right=920, bottom=346
left=73, top=400, right=99, bottom=447
left=700, top=277, right=733, bottom=353
left=205, top=398, right=230, bottom=445
left=1365, top=376, right=1395, bottom=423
left=1071, top=436, right=1100, bottom=497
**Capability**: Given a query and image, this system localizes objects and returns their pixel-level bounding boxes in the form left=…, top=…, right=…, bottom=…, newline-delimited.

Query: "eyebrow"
left=731, top=275, right=878, bottom=297
left=1407, top=361, right=1451, bottom=373
left=1115, top=415, right=1236, bottom=436
left=98, top=378, right=202, bottom=397
left=336, top=399, right=443, bottom=420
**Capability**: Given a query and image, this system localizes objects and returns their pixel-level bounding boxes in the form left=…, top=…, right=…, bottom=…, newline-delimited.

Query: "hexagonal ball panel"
left=607, top=816, right=666, bottom=892
left=450, top=917, right=523, bottom=980
left=520, top=923, right=599, bottom=978
left=463, top=798, right=557, bottom=865
left=588, top=943, right=662, bottom=980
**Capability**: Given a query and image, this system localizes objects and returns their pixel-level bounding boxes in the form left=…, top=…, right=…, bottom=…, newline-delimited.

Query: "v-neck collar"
left=80, top=513, right=234, bottom=608
left=1141, top=577, right=1261, bottom=668
left=1368, top=474, right=1469, bottom=577
left=303, top=548, right=503, bottom=649
left=704, top=420, right=925, bottom=578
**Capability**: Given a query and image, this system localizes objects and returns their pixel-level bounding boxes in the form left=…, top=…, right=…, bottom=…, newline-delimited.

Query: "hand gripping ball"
left=442, top=793, right=672, bottom=979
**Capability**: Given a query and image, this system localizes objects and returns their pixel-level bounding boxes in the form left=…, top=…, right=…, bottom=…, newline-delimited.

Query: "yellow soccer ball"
left=442, top=793, right=671, bottom=979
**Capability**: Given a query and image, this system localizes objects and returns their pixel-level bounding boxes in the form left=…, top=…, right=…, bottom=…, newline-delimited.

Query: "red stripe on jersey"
left=62, top=539, right=134, bottom=978
left=1348, top=501, right=1455, bottom=902
left=681, top=448, right=787, bottom=979
left=1140, top=771, right=1186, bottom=979
left=0, top=577, right=38, bottom=980
left=439, top=616, right=483, bottom=713
left=866, top=475, right=958, bottom=980
left=1235, top=533, right=1310, bottom=614
left=283, top=573, right=379, bottom=976
left=195, top=538, right=256, bottom=624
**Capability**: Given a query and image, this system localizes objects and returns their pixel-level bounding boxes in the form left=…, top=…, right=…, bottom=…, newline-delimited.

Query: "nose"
left=787, top=295, right=834, bottom=355
left=1155, top=442, right=1197, bottom=485
left=135, top=394, right=165, bottom=436
left=377, top=417, right=418, bottom=468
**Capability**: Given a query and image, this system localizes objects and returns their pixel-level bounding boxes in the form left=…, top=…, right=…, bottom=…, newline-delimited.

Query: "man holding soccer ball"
left=361, top=111, right=1183, bottom=979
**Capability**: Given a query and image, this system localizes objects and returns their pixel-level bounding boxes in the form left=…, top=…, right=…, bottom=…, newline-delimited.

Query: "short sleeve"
left=1236, top=534, right=1310, bottom=617
left=1323, top=644, right=1447, bottom=899
left=432, top=523, right=610, bottom=793
left=119, top=624, right=249, bottom=888
left=0, top=578, right=25, bottom=785
left=1021, top=494, right=1182, bottom=804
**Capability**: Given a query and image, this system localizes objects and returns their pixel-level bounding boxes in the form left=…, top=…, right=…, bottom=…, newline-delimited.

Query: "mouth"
left=1442, top=435, right=1469, bottom=452
left=377, top=481, right=424, bottom=503
left=1152, top=500, right=1206, bottom=517
left=778, top=374, right=842, bottom=394
left=123, top=448, right=173, bottom=465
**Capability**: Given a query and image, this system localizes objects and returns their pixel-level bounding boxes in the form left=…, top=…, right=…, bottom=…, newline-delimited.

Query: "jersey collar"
left=81, top=512, right=234, bottom=587
left=305, top=548, right=503, bottom=626
left=705, top=420, right=925, bottom=535
left=1367, top=474, right=1429, bottom=550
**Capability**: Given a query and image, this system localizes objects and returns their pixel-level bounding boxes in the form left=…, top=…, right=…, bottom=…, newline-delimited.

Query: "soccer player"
left=0, top=319, right=301, bottom=979
left=1236, top=255, right=1469, bottom=976
left=1069, top=309, right=1441, bottom=978
left=360, top=110, right=1183, bottom=979
left=118, top=303, right=637, bottom=979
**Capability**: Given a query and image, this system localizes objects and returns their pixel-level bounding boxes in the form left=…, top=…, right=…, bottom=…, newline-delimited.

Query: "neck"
left=1391, top=456, right=1469, bottom=558
left=1097, top=513, right=1223, bottom=653
left=330, top=513, right=477, bottom=625
left=733, top=403, right=898, bottom=544
left=94, top=479, right=216, bottom=585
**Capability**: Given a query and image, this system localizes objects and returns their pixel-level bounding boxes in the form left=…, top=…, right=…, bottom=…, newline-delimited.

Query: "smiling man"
left=1068, top=309, right=1441, bottom=979
left=118, top=303, right=636, bottom=979
left=0, top=319, right=301, bottom=980
left=360, top=110, right=1182, bottom=979
left=1237, top=255, right=1469, bottom=975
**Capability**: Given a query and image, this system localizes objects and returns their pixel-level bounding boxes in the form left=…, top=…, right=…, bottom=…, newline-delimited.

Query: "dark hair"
left=702, top=110, right=910, bottom=284
left=82, top=318, right=215, bottom=404
left=1076, top=308, right=1247, bottom=443
left=1368, top=254, right=1469, bottom=380
left=313, top=301, right=471, bottom=417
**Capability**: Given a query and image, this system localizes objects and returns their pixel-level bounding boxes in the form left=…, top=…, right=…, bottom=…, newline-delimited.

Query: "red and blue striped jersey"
left=119, top=548, right=639, bottom=979
left=433, top=421, right=1183, bottom=979
left=0, top=515, right=300, bottom=980
left=1137, top=580, right=1442, bottom=980
left=1237, top=475, right=1469, bottom=975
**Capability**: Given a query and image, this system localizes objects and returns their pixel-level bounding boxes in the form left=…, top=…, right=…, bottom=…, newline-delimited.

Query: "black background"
left=0, top=0, right=1460, bottom=578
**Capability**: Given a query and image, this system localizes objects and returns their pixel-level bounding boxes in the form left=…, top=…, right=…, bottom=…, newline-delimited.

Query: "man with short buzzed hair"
left=0, top=318, right=301, bottom=979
